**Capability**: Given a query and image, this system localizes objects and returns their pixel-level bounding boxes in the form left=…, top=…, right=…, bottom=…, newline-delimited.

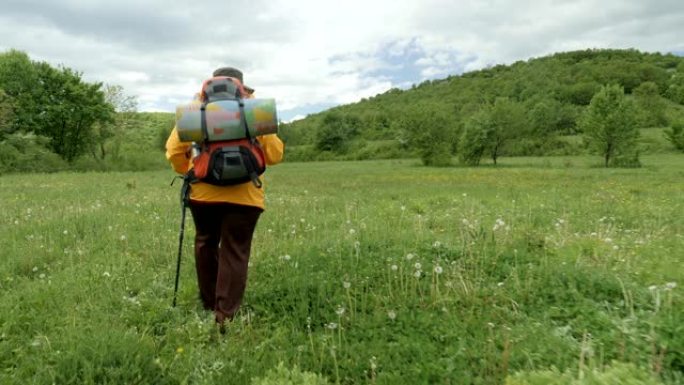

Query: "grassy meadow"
left=1, top=155, right=683, bottom=384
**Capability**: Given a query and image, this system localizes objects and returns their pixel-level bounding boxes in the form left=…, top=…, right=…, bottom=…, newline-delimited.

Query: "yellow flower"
left=176, top=347, right=184, bottom=354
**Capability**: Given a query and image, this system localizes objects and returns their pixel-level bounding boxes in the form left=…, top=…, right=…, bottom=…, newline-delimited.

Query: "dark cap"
left=212, top=66, right=254, bottom=94
left=212, top=67, right=244, bottom=83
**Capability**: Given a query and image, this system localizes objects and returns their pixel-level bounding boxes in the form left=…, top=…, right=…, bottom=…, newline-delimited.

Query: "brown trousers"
left=188, top=201, right=262, bottom=324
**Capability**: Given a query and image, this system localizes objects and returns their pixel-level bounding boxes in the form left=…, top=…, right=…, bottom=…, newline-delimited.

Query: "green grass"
left=1, top=155, right=683, bottom=384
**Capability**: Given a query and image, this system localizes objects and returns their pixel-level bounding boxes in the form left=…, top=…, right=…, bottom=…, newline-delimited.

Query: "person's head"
left=212, top=66, right=254, bottom=94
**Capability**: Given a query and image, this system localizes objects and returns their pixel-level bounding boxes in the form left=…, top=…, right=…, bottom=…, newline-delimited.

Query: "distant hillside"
left=281, top=49, right=684, bottom=162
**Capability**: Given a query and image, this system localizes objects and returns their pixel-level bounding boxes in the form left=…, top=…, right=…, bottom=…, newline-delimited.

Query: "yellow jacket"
left=165, top=129, right=284, bottom=209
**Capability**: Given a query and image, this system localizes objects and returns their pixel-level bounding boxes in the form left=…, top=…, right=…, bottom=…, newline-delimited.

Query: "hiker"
left=165, top=66, right=284, bottom=331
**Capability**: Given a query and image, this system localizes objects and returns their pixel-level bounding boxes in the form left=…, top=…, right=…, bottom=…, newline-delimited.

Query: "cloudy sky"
left=1, top=0, right=683, bottom=121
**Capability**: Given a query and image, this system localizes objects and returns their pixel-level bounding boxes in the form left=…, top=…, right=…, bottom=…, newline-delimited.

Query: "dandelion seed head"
left=103, top=271, right=111, bottom=278
left=665, top=282, right=677, bottom=290
left=120, top=235, right=126, bottom=241
left=387, top=310, right=396, bottom=320
left=390, top=264, right=398, bottom=271
left=343, top=281, right=351, bottom=289
left=335, top=306, right=345, bottom=316
left=405, top=253, right=414, bottom=261
left=414, top=270, right=422, bottom=278
left=349, top=229, right=356, bottom=235
left=414, top=262, right=422, bottom=270
left=648, top=285, right=658, bottom=291
left=63, top=230, right=68, bottom=235
left=327, top=322, right=338, bottom=330
left=433, top=241, right=442, bottom=248
left=434, top=266, right=443, bottom=274
left=39, top=273, right=46, bottom=279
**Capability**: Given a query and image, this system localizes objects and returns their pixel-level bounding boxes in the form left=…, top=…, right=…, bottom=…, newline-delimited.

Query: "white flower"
left=282, top=254, right=291, bottom=261
left=462, top=193, right=467, bottom=197
left=433, top=241, right=442, bottom=248
left=327, top=322, right=338, bottom=330
left=604, top=238, right=613, bottom=243
left=103, top=272, right=111, bottom=278
left=414, top=262, right=422, bottom=270
left=32, top=266, right=38, bottom=272
left=487, top=322, right=495, bottom=328
left=335, top=306, right=345, bottom=316
left=434, top=266, right=443, bottom=274
left=613, top=245, right=619, bottom=250
left=400, top=205, right=406, bottom=211
left=343, top=281, right=351, bottom=289
left=462, top=218, right=469, bottom=225
left=648, top=285, right=658, bottom=292
left=405, top=253, right=414, bottom=260
left=665, top=282, right=677, bottom=290
left=120, top=235, right=127, bottom=241
left=39, top=273, right=46, bottom=279
left=349, top=229, right=356, bottom=235
left=63, top=230, right=68, bottom=235
left=414, top=270, right=422, bottom=278
left=387, top=310, right=396, bottom=320
left=390, top=264, right=398, bottom=271
left=497, top=282, right=504, bottom=287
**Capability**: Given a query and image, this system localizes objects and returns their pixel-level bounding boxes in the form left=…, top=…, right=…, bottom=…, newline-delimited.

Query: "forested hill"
left=281, top=49, right=684, bottom=162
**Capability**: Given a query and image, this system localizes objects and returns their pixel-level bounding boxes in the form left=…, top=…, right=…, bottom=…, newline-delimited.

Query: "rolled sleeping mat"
left=176, top=98, right=278, bottom=142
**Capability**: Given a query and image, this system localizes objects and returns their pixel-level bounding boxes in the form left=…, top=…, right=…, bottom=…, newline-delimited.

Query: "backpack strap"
left=237, top=98, right=263, bottom=188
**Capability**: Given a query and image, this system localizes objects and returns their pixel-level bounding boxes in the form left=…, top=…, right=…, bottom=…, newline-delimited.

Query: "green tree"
left=0, top=89, right=14, bottom=137
left=580, top=84, right=639, bottom=167
left=399, top=104, right=458, bottom=166
left=314, top=112, right=360, bottom=153
left=0, top=50, right=44, bottom=134
left=34, top=62, right=114, bottom=162
left=458, top=111, right=489, bottom=166
left=486, top=97, right=527, bottom=165
left=634, top=81, right=667, bottom=127
left=664, top=120, right=684, bottom=151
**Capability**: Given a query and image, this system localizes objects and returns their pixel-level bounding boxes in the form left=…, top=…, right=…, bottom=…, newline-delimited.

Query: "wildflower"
left=108, top=226, right=113, bottom=231
left=612, top=245, right=619, bottom=250
left=14, top=220, right=19, bottom=225
left=176, top=347, right=184, bottom=354
left=387, top=310, right=396, bottom=320
left=433, top=241, right=442, bottom=248
left=39, top=273, right=46, bottom=279
left=327, top=322, right=338, bottom=330
left=120, top=235, right=127, bottom=241
left=335, top=306, right=345, bottom=316
left=462, top=218, right=469, bottom=225
left=604, top=237, right=613, bottom=243
left=343, top=281, right=351, bottom=289
left=349, top=229, right=356, bottom=235
left=665, top=282, right=677, bottom=290
left=32, top=266, right=38, bottom=272
left=400, top=205, right=406, bottom=211
left=63, top=230, right=68, bottom=235
left=370, top=356, right=378, bottom=370
left=300, top=218, right=306, bottom=223
left=487, top=322, right=495, bottom=328
left=390, top=264, right=398, bottom=271
left=414, top=262, right=422, bottom=270
left=497, top=282, right=504, bottom=287
left=648, top=285, right=658, bottom=292
left=103, top=272, right=111, bottom=278
left=405, top=253, right=414, bottom=261
left=434, top=266, right=443, bottom=275
left=414, top=270, right=422, bottom=278
left=282, top=254, right=291, bottom=261
left=462, top=193, right=467, bottom=197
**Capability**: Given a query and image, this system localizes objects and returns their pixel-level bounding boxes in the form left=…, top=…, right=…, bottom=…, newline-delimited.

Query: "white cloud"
left=1, top=0, right=683, bottom=120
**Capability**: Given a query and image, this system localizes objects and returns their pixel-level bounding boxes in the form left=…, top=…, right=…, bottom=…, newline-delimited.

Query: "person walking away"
left=165, top=67, right=284, bottom=331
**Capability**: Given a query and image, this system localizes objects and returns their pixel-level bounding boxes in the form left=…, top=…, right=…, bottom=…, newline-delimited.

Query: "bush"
left=0, top=132, right=67, bottom=174
left=664, top=121, right=684, bottom=151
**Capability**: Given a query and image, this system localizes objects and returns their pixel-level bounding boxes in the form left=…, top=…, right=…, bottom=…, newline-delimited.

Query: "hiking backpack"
left=186, top=76, right=266, bottom=188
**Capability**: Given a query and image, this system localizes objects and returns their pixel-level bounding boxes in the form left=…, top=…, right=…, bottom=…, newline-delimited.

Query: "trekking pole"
left=172, top=176, right=191, bottom=307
